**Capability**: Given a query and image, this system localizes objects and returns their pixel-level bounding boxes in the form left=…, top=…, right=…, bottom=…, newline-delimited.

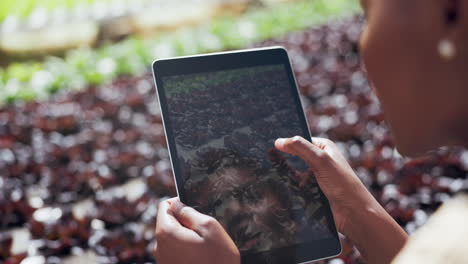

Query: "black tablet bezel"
left=152, top=47, right=342, bottom=264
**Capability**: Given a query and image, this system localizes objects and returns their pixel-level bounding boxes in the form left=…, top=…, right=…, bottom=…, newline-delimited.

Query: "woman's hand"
left=275, top=136, right=408, bottom=264
left=154, top=197, right=240, bottom=264
left=275, top=136, right=371, bottom=233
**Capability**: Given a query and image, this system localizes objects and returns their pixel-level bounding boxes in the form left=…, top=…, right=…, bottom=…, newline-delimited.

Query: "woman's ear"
left=444, top=0, right=459, bottom=24
left=437, top=0, right=461, bottom=60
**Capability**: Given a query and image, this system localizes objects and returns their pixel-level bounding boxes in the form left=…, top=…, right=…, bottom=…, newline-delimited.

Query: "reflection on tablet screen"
left=162, top=64, right=334, bottom=253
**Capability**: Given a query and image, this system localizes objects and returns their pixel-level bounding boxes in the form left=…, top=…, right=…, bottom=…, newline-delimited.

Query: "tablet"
left=152, top=47, right=341, bottom=264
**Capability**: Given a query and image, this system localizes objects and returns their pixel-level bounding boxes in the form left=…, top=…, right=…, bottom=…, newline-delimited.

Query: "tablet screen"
left=160, top=63, right=336, bottom=255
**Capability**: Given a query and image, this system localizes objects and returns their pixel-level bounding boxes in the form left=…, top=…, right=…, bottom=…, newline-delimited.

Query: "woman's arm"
left=275, top=136, right=408, bottom=264
left=343, top=192, right=408, bottom=263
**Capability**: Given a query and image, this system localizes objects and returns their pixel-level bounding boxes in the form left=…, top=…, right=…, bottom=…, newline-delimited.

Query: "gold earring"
left=438, top=39, right=456, bottom=60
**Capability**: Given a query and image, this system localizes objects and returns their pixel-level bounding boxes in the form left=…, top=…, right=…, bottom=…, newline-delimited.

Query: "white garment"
left=392, top=194, right=468, bottom=264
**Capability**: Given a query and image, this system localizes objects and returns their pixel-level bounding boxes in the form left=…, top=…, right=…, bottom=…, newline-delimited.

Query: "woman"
left=153, top=0, right=468, bottom=263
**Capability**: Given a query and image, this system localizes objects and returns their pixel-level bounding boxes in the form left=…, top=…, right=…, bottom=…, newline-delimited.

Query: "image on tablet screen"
left=162, top=64, right=334, bottom=253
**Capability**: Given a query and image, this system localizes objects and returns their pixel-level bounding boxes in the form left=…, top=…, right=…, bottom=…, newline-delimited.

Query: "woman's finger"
left=156, top=198, right=202, bottom=241
left=310, top=137, right=330, bottom=150
left=275, top=136, right=330, bottom=169
left=170, top=198, right=219, bottom=237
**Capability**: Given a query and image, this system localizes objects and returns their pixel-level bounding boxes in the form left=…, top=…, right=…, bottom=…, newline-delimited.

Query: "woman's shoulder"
left=392, top=194, right=468, bottom=264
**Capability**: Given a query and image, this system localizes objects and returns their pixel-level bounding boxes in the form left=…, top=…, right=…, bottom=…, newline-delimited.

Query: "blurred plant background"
left=0, top=0, right=467, bottom=264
